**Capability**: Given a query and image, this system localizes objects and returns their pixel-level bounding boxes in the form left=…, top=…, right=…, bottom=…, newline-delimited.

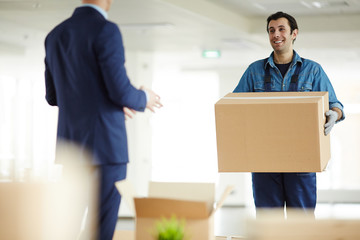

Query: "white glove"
left=324, top=110, right=338, bottom=136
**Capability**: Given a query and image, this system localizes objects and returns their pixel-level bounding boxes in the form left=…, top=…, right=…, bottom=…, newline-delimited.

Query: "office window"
left=0, top=75, right=57, bottom=182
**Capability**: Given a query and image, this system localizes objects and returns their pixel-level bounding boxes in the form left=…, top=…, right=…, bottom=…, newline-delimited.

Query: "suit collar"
left=80, top=4, right=108, bottom=19
left=73, top=6, right=107, bottom=20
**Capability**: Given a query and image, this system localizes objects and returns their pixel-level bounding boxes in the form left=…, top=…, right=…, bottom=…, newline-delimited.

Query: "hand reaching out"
left=124, top=87, right=162, bottom=120
left=140, top=86, right=163, bottom=112
left=123, top=107, right=136, bottom=120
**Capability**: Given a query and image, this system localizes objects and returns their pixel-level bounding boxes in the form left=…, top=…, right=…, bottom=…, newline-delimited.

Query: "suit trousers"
left=98, top=164, right=127, bottom=240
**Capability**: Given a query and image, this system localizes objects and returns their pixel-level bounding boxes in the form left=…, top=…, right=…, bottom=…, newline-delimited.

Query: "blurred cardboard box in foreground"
left=113, top=230, right=135, bottom=240
left=0, top=178, right=96, bottom=240
left=116, top=181, right=233, bottom=240
left=215, top=92, right=330, bottom=172
left=113, top=231, right=244, bottom=240
left=246, top=210, right=360, bottom=240
left=0, top=142, right=97, bottom=240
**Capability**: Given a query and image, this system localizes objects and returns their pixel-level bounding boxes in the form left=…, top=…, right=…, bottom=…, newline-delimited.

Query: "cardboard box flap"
left=148, top=182, right=215, bottom=202
left=134, top=197, right=209, bottom=219
left=214, top=185, right=234, bottom=213
left=148, top=182, right=215, bottom=213
left=115, top=180, right=136, bottom=214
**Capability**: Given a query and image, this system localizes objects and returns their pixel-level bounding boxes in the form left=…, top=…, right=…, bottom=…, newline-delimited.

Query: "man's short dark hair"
left=266, top=11, right=298, bottom=34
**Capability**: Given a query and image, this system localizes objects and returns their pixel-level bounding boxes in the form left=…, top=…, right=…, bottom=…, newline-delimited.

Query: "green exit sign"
left=202, top=50, right=221, bottom=58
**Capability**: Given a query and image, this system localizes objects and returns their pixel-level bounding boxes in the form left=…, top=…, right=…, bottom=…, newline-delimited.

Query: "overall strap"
left=288, top=58, right=304, bottom=92
left=264, top=57, right=304, bottom=92
left=264, top=58, right=272, bottom=92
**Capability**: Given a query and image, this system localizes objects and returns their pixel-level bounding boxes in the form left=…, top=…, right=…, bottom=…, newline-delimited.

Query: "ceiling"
left=208, top=0, right=360, bottom=16
left=0, top=0, right=360, bottom=54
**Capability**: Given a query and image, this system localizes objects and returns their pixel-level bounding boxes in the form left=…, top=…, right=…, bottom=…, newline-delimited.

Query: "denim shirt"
left=233, top=50, right=345, bottom=122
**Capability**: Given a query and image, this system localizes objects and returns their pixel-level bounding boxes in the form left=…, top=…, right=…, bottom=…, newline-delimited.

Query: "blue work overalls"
left=252, top=58, right=317, bottom=214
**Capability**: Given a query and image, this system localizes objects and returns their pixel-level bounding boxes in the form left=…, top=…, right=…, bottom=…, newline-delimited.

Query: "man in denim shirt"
left=233, top=12, right=345, bottom=215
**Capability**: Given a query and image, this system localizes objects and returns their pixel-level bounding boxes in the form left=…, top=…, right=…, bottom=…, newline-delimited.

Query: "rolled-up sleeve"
left=316, top=64, right=345, bottom=122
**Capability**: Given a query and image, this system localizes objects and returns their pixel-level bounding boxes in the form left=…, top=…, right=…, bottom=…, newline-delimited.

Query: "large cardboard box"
left=215, top=92, right=330, bottom=172
left=116, top=181, right=233, bottom=240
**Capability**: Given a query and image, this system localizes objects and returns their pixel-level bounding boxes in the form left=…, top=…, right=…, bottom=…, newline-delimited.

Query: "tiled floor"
left=116, top=203, right=360, bottom=237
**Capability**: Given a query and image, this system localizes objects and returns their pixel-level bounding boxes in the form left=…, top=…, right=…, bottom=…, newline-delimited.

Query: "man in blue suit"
left=44, top=0, right=162, bottom=239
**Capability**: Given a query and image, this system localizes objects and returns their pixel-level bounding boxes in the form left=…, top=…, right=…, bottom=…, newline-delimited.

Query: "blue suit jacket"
left=45, top=7, right=146, bottom=165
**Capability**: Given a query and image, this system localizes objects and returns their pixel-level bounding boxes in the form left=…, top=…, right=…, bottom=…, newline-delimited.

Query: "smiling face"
left=268, top=17, right=298, bottom=55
